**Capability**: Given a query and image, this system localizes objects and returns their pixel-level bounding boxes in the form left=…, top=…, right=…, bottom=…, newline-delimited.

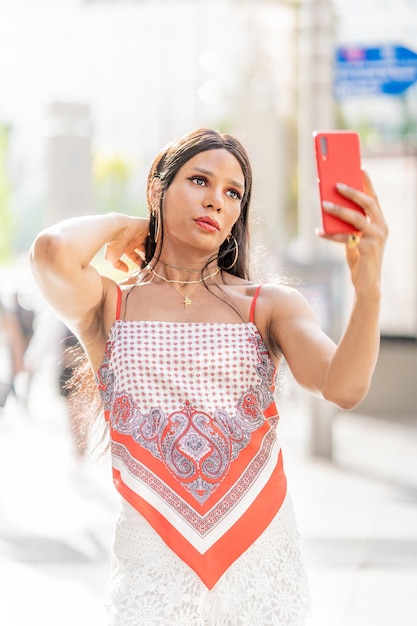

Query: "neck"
left=150, top=255, right=220, bottom=283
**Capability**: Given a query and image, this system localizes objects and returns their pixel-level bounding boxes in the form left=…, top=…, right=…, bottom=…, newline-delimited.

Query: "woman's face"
left=160, top=149, right=245, bottom=257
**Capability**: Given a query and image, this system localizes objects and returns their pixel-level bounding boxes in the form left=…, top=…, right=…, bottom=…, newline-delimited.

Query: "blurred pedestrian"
left=24, top=305, right=90, bottom=464
left=30, top=127, right=388, bottom=625
left=0, top=297, right=12, bottom=409
left=0, top=291, right=34, bottom=408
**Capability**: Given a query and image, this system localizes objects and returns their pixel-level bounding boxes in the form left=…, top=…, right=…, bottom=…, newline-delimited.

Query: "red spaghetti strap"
left=115, top=284, right=123, bottom=320
left=249, top=285, right=262, bottom=323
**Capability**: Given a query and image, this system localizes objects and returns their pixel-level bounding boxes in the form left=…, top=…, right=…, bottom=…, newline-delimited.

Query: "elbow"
left=30, top=231, right=66, bottom=273
left=322, top=382, right=371, bottom=411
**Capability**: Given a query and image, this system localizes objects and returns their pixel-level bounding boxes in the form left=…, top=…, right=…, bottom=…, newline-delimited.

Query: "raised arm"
left=270, top=170, right=388, bottom=409
left=30, top=212, right=149, bottom=364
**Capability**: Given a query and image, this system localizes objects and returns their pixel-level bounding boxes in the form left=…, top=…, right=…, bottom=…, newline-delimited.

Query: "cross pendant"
left=183, top=296, right=192, bottom=308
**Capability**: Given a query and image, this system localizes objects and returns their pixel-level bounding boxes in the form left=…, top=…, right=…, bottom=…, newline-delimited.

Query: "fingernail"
left=322, top=201, right=335, bottom=210
left=336, top=182, right=348, bottom=190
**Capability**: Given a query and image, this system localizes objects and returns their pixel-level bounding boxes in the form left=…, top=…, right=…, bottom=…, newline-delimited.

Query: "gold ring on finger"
left=347, top=234, right=361, bottom=249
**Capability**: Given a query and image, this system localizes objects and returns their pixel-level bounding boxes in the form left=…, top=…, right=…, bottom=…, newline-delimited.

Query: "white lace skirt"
left=105, top=494, right=311, bottom=626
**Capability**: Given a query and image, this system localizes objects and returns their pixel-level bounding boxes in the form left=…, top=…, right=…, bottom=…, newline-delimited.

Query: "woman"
left=30, top=127, right=387, bottom=625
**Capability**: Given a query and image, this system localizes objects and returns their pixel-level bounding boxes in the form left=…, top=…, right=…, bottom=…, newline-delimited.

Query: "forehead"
left=180, top=149, right=245, bottom=185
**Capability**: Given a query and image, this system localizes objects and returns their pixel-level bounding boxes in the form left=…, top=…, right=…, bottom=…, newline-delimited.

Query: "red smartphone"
left=313, top=130, right=365, bottom=234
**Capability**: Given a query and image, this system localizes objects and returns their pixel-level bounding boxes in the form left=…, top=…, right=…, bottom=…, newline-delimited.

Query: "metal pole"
left=296, top=0, right=337, bottom=458
left=297, top=0, right=335, bottom=257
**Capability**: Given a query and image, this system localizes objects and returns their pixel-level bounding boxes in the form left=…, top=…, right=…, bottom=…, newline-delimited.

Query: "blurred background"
left=0, top=0, right=416, bottom=625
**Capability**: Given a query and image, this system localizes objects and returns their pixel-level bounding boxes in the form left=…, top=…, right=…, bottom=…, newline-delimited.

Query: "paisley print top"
left=96, top=285, right=287, bottom=589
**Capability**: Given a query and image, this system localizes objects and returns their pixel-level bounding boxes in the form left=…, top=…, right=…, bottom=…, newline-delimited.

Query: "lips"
left=194, top=216, right=220, bottom=232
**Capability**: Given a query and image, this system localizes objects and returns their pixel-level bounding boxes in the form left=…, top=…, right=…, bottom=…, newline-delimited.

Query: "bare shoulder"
left=252, top=282, right=319, bottom=360
left=221, top=277, right=312, bottom=324
left=256, top=281, right=313, bottom=317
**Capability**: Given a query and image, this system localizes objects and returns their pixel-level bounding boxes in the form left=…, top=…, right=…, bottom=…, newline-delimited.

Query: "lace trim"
left=105, top=494, right=311, bottom=626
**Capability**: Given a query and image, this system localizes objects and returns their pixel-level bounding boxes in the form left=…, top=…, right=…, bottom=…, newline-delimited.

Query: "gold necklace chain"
left=166, top=281, right=203, bottom=308
left=149, top=265, right=220, bottom=285
left=160, top=260, right=203, bottom=273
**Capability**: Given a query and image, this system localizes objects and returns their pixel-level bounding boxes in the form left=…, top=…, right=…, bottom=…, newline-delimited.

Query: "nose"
left=203, top=186, right=224, bottom=212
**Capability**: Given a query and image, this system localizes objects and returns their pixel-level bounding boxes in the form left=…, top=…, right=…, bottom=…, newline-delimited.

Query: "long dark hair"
left=145, top=128, right=253, bottom=279
left=68, top=128, right=254, bottom=457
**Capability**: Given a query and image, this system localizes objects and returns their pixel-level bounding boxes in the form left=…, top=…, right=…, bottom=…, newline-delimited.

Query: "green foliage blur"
left=93, top=153, right=146, bottom=217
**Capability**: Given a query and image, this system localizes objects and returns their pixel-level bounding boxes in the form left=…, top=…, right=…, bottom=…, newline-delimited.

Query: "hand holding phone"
left=314, top=130, right=366, bottom=234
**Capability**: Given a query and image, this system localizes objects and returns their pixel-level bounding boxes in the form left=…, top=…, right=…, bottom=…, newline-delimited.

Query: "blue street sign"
left=334, top=44, right=417, bottom=98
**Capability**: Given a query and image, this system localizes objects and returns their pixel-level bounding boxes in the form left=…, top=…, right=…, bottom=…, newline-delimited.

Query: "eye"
left=227, top=189, right=242, bottom=201
left=189, top=175, right=207, bottom=186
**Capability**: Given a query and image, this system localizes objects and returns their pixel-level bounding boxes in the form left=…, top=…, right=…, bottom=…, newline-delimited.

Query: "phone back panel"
left=314, top=130, right=365, bottom=234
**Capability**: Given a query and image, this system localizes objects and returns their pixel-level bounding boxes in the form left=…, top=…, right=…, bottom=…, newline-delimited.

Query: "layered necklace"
left=147, top=264, right=220, bottom=309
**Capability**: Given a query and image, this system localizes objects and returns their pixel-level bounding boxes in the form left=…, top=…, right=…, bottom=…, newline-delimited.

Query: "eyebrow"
left=192, top=167, right=245, bottom=191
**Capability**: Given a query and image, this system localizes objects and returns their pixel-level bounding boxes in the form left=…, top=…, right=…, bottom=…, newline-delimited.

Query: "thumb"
left=104, top=241, right=130, bottom=272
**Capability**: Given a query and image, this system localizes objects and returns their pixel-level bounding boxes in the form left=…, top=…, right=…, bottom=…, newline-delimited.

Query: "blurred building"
left=0, top=0, right=415, bottom=417
left=45, top=101, right=93, bottom=226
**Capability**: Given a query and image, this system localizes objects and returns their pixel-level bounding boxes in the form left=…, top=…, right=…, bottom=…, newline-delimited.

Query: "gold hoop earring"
left=151, top=207, right=160, bottom=244
left=222, top=235, right=239, bottom=270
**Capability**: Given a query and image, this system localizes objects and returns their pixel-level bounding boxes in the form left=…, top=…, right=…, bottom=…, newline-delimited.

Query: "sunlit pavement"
left=280, top=393, right=417, bottom=626
left=0, top=369, right=119, bottom=626
left=1, top=369, right=417, bottom=626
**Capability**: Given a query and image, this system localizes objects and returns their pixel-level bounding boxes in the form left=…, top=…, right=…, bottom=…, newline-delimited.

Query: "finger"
left=336, top=179, right=381, bottom=225
left=125, top=249, right=145, bottom=266
left=104, top=242, right=128, bottom=267
left=361, top=168, right=379, bottom=204
left=315, top=228, right=354, bottom=245
left=336, top=183, right=373, bottom=212
left=322, top=200, right=368, bottom=233
left=110, top=258, right=129, bottom=272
